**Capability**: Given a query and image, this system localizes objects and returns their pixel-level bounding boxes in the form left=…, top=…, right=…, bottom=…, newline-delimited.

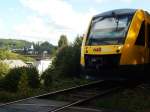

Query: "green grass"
left=0, top=88, right=47, bottom=102
left=96, top=85, right=150, bottom=112
left=0, top=49, right=34, bottom=62
left=51, top=78, right=90, bottom=90
left=0, top=78, right=90, bottom=103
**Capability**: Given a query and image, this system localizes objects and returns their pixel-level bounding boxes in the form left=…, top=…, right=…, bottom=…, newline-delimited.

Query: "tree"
left=33, top=42, right=40, bottom=54
left=18, top=72, right=30, bottom=96
left=73, top=35, right=83, bottom=47
left=41, top=68, right=53, bottom=88
left=0, top=62, right=9, bottom=90
left=41, top=35, right=83, bottom=83
left=51, top=36, right=83, bottom=78
left=58, top=35, right=68, bottom=48
left=3, top=67, right=22, bottom=92
left=71, top=36, right=83, bottom=77
left=26, top=67, right=40, bottom=89
left=40, top=41, right=54, bottom=54
left=33, top=42, right=56, bottom=55
left=0, top=39, right=32, bottom=50
left=0, top=61, right=9, bottom=79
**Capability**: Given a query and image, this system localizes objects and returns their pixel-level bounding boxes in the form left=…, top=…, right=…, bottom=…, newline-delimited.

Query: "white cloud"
left=95, top=0, right=103, bottom=3
left=14, top=16, right=50, bottom=38
left=95, top=0, right=132, bottom=3
left=120, top=0, right=132, bottom=3
left=17, top=0, right=97, bottom=45
left=13, top=16, right=60, bottom=44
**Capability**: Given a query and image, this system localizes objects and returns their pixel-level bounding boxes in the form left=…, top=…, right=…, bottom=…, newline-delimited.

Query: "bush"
left=18, top=72, right=30, bottom=96
left=0, top=91, right=20, bottom=102
left=41, top=68, right=53, bottom=88
left=53, top=37, right=82, bottom=78
left=54, top=46, right=75, bottom=77
left=26, top=67, right=40, bottom=88
left=41, top=36, right=83, bottom=88
left=2, top=67, right=40, bottom=92
left=3, top=67, right=21, bottom=92
left=0, top=61, right=9, bottom=79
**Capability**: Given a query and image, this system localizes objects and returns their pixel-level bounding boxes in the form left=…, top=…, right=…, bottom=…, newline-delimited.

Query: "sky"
left=0, top=0, right=150, bottom=45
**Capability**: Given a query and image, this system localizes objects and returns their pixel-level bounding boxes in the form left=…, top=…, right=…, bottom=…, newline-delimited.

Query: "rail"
left=0, top=80, right=137, bottom=112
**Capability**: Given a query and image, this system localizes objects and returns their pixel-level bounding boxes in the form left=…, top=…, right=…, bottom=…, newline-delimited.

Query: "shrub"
left=0, top=61, right=9, bottom=79
left=26, top=67, right=40, bottom=88
left=41, top=36, right=83, bottom=87
left=41, top=68, right=53, bottom=88
left=52, top=37, right=82, bottom=78
left=3, top=67, right=40, bottom=92
left=54, top=46, right=75, bottom=77
left=3, top=67, right=21, bottom=92
left=18, top=72, right=30, bottom=96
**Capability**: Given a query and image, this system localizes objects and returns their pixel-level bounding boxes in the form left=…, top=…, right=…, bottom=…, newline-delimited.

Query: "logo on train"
left=93, top=48, right=101, bottom=52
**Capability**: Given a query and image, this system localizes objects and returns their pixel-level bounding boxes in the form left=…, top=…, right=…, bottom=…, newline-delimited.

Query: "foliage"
left=0, top=39, right=56, bottom=56
left=0, top=39, right=31, bottom=49
left=51, top=78, right=90, bottom=91
left=2, top=67, right=40, bottom=92
left=43, top=35, right=83, bottom=80
left=2, top=67, right=21, bottom=92
left=18, top=72, right=30, bottom=96
left=96, top=86, right=150, bottom=112
left=26, top=67, right=40, bottom=88
left=40, top=41, right=54, bottom=54
left=18, top=55, right=35, bottom=62
left=0, top=35, right=90, bottom=102
left=0, top=49, right=18, bottom=60
left=0, top=49, right=34, bottom=62
left=50, top=46, right=57, bottom=56
left=58, top=35, right=68, bottom=48
left=54, top=46, right=75, bottom=77
left=73, top=35, right=83, bottom=47
left=0, top=91, right=21, bottom=102
left=41, top=68, right=53, bottom=88
left=57, top=36, right=82, bottom=77
left=0, top=61, right=9, bottom=79
left=0, top=78, right=89, bottom=102
left=33, top=41, right=56, bottom=55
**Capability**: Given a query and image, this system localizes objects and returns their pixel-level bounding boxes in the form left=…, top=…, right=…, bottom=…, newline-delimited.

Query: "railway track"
left=0, top=80, right=137, bottom=112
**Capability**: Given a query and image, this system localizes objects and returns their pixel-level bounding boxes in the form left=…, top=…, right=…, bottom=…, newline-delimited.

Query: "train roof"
left=93, top=9, right=136, bottom=19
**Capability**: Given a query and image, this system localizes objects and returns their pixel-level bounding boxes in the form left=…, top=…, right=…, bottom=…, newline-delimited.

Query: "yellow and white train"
left=80, top=9, right=150, bottom=78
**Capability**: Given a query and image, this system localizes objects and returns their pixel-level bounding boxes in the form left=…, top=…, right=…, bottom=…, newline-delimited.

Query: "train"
left=80, top=9, right=150, bottom=79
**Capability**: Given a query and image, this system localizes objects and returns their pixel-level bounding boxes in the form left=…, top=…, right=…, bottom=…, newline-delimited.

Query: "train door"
left=146, top=23, right=150, bottom=64
left=134, top=21, right=146, bottom=65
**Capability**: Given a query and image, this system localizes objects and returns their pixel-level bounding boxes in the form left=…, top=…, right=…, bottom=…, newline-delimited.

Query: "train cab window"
left=135, top=22, right=145, bottom=46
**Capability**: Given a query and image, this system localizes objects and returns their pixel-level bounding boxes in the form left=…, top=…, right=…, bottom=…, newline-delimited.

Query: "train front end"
left=80, top=9, right=137, bottom=79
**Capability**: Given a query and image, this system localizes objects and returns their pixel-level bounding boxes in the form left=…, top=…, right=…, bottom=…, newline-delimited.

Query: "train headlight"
left=116, top=46, right=122, bottom=53
left=118, top=46, right=122, bottom=50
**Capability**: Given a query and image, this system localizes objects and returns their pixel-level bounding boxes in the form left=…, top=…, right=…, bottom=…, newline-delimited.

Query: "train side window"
left=135, top=22, right=145, bottom=46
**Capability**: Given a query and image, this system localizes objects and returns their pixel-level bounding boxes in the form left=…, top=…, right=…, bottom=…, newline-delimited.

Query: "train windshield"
left=86, top=14, right=133, bottom=45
